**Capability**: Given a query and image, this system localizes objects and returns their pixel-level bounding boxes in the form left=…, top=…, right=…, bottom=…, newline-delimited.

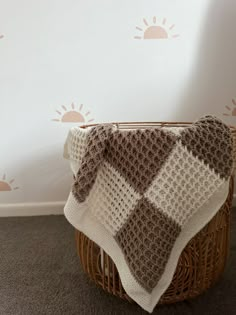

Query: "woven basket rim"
left=79, top=121, right=236, bottom=130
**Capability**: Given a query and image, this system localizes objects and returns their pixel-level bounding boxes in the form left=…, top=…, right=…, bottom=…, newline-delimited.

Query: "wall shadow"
left=174, top=0, right=236, bottom=122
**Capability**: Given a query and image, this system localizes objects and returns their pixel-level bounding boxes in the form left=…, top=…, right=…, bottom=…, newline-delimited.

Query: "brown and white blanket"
left=63, top=115, right=233, bottom=312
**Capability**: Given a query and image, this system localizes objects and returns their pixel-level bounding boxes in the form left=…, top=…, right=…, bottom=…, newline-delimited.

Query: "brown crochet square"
left=105, top=128, right=177, bottom=194
left=180, top=116, right=233, bottom=179
left=115, top=197, right=181, bottom=292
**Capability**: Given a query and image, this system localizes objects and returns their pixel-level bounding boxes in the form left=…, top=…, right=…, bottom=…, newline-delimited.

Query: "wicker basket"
left=74, top=121, right=236, bottom=305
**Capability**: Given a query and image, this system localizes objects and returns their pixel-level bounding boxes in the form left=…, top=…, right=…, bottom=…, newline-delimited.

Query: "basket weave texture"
left=74, top=122, right=236, bottom=305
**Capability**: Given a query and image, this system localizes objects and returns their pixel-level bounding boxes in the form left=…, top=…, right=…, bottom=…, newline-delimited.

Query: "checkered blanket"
left=64, top=116, right=233, bottom=312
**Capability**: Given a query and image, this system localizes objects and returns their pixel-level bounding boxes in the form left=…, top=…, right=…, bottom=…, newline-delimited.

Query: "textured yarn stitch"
left=64, top=115, right=233, bottom=312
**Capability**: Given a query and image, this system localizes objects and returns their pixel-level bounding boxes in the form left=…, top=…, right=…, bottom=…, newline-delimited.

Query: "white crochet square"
left=64, top=127, right=91, bottom=166
left=145, top=141, right=223, bottom=226
left=88, top=161, right=141, bottom=236
left=163, top=126, right=184, bottom=136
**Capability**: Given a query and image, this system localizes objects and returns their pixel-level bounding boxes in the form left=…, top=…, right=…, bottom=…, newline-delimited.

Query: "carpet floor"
left=0, top=210, right=235, bottom=315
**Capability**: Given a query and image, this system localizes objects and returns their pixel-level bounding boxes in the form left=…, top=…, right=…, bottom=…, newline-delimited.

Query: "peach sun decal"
left=223, top=99, right=236, bottom=116
left=52, top=103, right=94, bottom=123
left=0, top=174, right=19, bottom=192
left=134, top=17, right=179, bottom=40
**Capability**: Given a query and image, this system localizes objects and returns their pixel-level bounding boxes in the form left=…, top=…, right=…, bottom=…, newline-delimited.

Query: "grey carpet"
left=0, top=210, right=235, bottom=315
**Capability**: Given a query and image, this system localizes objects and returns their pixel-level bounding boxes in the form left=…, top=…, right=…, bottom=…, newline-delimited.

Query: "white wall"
left=0, top=0, right=236, bottom=215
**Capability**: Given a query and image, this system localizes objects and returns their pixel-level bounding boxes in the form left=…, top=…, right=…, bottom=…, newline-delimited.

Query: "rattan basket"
left=74, top=121, right=236, bottom=305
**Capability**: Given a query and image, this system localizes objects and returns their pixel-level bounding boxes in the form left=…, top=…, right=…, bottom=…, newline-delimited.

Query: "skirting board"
left=0, top=201, right=65, bottom=217
left=0, top=197, right=235, bottom=217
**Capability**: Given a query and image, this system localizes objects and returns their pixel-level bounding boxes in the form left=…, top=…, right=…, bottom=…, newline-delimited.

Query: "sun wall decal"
left=52, top=103, right=95, bottom=123
left=134, top=17, right=179, bottom=40
left=223, top=99, right=236, bottom=116
left=0, top=174, right=19, bottom=192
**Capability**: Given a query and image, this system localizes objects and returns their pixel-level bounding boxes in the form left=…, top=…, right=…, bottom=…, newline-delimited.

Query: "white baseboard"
left=0, top=201, right=65, bottom=217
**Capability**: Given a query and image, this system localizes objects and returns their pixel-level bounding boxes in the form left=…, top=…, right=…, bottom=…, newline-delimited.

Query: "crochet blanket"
left=64, top=116, right=233, bottom=313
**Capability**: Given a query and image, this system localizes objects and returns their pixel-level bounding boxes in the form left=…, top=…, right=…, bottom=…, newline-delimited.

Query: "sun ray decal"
left=223, top=99, right=236, bottom=116
left=134, top=16, right=179, bottom=40
left=52, top=102, right=95, bottom=123
left=0, top=174, right=19, bottom=191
